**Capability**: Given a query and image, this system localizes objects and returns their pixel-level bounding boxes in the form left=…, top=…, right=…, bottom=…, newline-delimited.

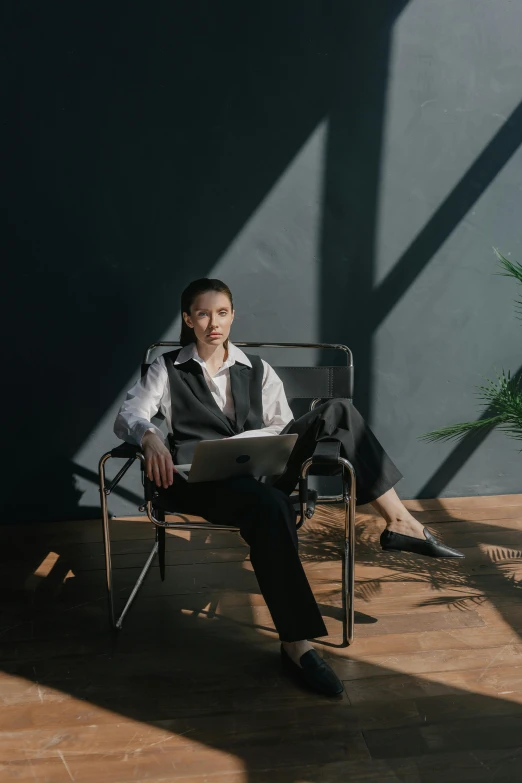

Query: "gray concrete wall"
left=4, top=1, right=521, bottom=521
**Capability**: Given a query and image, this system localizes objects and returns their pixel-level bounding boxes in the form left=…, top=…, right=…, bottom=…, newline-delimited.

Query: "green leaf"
left=493, top=248, right=522, bottom=321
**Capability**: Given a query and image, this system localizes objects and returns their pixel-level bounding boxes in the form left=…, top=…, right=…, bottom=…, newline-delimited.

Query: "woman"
left=114, top=277, right=463, bottom=697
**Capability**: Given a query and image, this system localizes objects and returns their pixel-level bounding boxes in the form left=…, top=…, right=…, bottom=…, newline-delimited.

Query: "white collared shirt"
left=114, top=341, right=294, bottom=446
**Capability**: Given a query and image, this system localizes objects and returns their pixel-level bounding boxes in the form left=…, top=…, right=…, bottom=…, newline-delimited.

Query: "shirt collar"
left=174, top=340, right=252, bottom=369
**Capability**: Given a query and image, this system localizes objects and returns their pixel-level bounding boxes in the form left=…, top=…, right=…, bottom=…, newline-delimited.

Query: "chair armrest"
left=294, top=440, right=343, bottom=524
left=110, top=442, right=143, bottom=459
left=145, top=464, right=194, bottom=503
left=308, top=439, right=343, bottom=476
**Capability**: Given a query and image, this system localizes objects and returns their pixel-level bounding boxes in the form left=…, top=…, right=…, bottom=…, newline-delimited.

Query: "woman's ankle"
left=386, top=514, right=425, bottom=538
left=281, top=639, right=314, bottom=667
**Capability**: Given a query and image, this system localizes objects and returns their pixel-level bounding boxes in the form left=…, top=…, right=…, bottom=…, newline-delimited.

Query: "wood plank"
left=0, top=732, right=520, bottom=783
left=363, top=714, right=522, bottom=758
left=346, top=502, right=522, bottom=519
left=0, top=547, right=251, bottom=576
left=0, top=707, right=378, bottom=760
left=0, top=757, right=74, bottom=783
left=345, top=665, right=522, bottom=705
left=337, top=625, right=521, bottom=655
left=325, top=643, right=522, bottom=681
left=347, top=609, right=487, bottom=637
left=401, top=493, right=522, bottom=511
left=0, top=732, right=363, bottom=783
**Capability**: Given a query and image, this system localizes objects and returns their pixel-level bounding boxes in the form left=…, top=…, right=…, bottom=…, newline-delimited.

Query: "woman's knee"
left=325, top=397, right=362, bottom=422
left=329, top=397, right=352, bottom=411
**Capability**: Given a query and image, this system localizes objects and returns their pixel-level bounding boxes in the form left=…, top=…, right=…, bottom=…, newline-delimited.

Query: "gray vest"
left=163, top=348, right=265, bottom=464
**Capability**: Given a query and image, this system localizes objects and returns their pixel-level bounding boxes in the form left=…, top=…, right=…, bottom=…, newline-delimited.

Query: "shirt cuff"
left=137, top=423, right=165, bottom=447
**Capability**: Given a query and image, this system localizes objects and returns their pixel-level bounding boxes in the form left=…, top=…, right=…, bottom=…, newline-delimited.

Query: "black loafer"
left=280, top=645, right=344, bottom=696
left=380, top=527, right=465, bottom=558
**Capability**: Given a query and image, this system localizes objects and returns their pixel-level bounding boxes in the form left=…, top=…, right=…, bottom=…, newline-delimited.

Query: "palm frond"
left=418, top=416, right=505, bottom=444
left=492, top=248, right=522, bottom=321
left=419, top=369, right=522, bottom=451
left=493, top=248, right=522, bottom=283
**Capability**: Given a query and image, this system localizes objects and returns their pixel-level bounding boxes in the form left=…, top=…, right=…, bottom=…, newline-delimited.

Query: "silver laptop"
left=175, top=434, right=298, bottom=483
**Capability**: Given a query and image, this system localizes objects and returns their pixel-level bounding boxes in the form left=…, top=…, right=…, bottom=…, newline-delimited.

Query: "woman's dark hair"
left=179, top=278, right=234, bottom=347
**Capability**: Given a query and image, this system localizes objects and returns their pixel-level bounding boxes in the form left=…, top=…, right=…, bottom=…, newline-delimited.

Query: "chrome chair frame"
left=99, top=342, right=356, bottom=646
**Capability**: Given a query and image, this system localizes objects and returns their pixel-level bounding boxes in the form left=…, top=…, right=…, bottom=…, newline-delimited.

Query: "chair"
left=99, top=341, right=357, bottom=646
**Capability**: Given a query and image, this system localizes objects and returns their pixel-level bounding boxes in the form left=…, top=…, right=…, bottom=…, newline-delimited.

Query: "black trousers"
left=162, top=398, right=403, bottom=642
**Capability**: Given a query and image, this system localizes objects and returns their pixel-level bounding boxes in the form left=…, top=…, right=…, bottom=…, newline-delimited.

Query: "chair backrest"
left=271, top=365, right=353, bottom=402
left=141, top=341, right=354, bottom=414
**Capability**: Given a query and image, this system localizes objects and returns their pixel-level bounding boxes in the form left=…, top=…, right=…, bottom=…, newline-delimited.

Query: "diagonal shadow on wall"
left=371, top=99, right=522, bottom=329
left=5, top=1, right=401, bottom=521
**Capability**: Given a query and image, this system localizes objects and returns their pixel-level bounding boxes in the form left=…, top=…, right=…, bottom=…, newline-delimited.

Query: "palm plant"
left=419, top=249, right=522, bottom=452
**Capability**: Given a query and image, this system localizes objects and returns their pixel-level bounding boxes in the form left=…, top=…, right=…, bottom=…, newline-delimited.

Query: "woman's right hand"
left=142, top=431, right=176, bottom=489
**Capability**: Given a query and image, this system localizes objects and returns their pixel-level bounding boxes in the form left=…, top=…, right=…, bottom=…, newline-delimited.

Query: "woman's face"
left=183, top=291, right=234, bottom=348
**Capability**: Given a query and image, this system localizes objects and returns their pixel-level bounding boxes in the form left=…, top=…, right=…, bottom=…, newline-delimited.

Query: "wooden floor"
left=1, top=495, right=522, bottom=783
